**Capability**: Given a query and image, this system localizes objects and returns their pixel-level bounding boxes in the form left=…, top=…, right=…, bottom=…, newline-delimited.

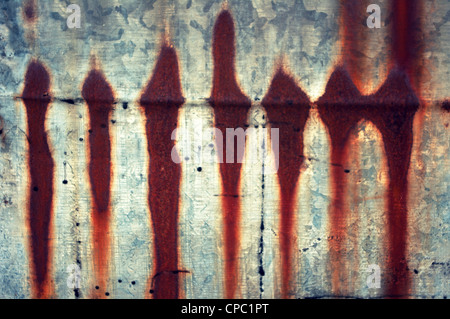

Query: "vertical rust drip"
left=367, top=69, right=419, bottom=298
left=23, top=60, right=54, bottom=298
left=262, top=68, right=310, bottom=298
left=82, top=69, right=114, bottom=298
left=209, top=10, right=251, bottom=299
left=140, top=45, right=184, bottom=299
left=317, top=67, right=364, bottom=296
left=340, top=0, right=369, bottom=91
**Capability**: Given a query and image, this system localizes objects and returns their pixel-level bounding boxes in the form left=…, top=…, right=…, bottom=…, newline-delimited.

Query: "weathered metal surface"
left=0, top=0, right=448, bottom=299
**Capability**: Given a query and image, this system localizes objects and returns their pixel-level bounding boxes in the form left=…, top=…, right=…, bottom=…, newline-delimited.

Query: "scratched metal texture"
left=0, top=0, right=448, bottom=299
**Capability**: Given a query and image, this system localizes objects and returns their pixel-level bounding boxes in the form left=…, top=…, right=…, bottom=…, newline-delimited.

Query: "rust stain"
left=368, top=69, right=419, bottom=298
left=317, top=67, right=364, bottom=296
left=140, top=44, right=184, bottom=299
left=23, top=0, right=37, bottom=23
left=209, top=9, right=251, bottom=299
left=82, top=67, right=115, bottom=298
left=22, top=59, right=54, bottom=299
left=262, top=67, right=310, bottom=298
left=339, top=0, right=370, bottom=93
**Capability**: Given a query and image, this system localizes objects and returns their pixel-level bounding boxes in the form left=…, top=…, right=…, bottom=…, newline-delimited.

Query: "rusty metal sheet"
left=0, top=0, right=448, bottom=299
